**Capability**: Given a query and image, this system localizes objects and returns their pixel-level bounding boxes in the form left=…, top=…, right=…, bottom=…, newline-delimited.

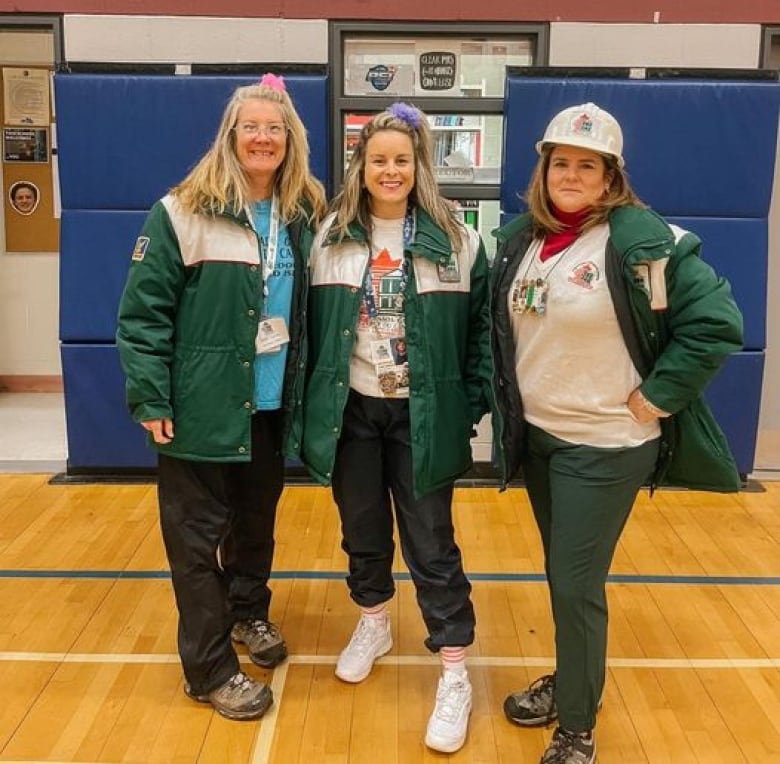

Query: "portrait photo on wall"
left=8, top=180, right=40, bottom=215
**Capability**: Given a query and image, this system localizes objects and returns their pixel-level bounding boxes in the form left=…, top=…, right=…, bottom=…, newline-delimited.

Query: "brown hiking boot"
left=231, top=619, right=288, bottom=668
left=184, top=671, right=273, bottom=720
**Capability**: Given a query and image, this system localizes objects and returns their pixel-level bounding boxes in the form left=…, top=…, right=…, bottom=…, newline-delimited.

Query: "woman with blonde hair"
left=117, top=74, right=325, bottom=721
left=302, top=102, right=491, bottom=753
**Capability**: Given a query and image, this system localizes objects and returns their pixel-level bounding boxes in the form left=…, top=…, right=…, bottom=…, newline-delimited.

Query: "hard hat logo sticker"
left=571, top=112, right=594, bottom=136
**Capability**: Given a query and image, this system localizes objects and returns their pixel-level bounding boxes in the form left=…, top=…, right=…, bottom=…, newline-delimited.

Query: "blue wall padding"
left=667, top=217, right=766, bottom=351
left=60, top=209, right=147, bottom=342
left=55, top=74, right=330, bottom=210
left=502, top=77, right=780, bottom=218
left=61, top=344, right=156, bottom=470
left=704, top=352, right=764, bottom=477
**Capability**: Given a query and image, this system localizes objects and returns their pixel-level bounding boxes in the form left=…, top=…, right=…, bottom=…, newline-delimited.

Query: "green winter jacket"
left=491, top=205, right=744, bottom=492
left=116, top=194, right=316, bottom=462
left=302, top=208, right=492, bottom=497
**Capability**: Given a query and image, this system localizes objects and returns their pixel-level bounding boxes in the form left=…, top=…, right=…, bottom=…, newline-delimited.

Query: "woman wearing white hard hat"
left=490, top=103, right=743, bottom=763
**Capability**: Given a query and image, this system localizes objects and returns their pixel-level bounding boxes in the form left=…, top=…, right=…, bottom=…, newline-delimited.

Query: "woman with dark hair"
left=491, top=102, right=743, bottom=763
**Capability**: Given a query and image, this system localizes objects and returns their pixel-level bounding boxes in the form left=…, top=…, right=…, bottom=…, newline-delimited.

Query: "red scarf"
left=539, top=205, right=590, bottom=262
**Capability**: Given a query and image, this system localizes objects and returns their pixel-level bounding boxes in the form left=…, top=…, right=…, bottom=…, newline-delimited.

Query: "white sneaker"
left=425, top=669, right=473, bottom=753
left=335, top=614, right=393, bottom=683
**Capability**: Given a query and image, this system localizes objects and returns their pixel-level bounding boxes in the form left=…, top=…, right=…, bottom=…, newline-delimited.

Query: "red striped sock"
left=440, top=646, right=467, bottom=675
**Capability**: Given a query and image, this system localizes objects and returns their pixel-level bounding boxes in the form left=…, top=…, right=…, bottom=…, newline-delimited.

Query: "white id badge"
left=255, top=316, right=290, bottom=354
left=369, top=339, right=393, bottom=365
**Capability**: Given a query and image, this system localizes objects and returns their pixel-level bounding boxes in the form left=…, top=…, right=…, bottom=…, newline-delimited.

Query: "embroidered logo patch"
left=131, top=236, right=150, bottom=261
left=568, top=261, right=600, bottom=289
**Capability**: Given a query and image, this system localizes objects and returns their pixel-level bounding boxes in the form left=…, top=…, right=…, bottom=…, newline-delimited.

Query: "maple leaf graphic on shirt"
left=358, top=247, right=405, bottom=329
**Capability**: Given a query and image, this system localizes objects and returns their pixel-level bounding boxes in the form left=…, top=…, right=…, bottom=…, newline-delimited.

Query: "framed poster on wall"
left=2, top=67, right=50, bottom=126
left=3, top=126, right=48, bottom=162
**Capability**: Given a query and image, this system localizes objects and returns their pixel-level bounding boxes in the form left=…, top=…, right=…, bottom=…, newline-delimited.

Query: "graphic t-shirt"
left=509, top=223, right=660, bottom=447
left=350, top=216, right=409, bottom=398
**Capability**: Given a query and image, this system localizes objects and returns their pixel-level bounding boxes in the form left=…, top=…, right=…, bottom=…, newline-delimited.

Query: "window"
left=331, top=22, right=547, bottom=260
left=762, top=27, right=780, bottom=69
left=342, top=36, right=538, bottom=99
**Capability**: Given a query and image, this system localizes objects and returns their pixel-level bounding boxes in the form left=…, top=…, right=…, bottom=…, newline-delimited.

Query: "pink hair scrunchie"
left=259, top=73, right=286, bottom=92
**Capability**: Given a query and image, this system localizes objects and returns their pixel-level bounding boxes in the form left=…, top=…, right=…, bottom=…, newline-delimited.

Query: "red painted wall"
left=1, top=0, right=779, bottom=23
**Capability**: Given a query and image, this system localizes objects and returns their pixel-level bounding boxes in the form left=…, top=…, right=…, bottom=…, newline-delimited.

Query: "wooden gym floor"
left=0, top=476, right=778, bottom=763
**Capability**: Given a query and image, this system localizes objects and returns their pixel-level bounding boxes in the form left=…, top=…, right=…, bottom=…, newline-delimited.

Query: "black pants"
left=332, top=390, right=475, bottom=652
left=158, top=410, right=284, bottom=695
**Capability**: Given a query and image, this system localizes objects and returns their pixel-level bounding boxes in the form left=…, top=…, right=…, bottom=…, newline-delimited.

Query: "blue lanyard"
left=362, top=208, right=415, bottom=319
left=246, top=195, right=280, bottom=301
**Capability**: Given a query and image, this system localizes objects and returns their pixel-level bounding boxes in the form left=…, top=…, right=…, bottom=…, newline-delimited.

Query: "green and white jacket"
left=116, top=194, right=316, bottom=462
left=301, top=207, right=492, bottom=497
left=490, top=205, right=744, bottom=492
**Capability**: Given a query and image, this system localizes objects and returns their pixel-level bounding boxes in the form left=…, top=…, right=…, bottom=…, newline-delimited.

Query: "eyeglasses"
left=235, top=122, right=287, bottom=139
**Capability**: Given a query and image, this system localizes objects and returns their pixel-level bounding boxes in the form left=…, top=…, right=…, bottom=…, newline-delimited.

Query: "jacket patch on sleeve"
left=131, top=236, right=150, bottom=261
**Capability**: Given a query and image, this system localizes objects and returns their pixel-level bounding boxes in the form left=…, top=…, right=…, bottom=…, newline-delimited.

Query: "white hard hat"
left=535, top=102, right=624, bottom=167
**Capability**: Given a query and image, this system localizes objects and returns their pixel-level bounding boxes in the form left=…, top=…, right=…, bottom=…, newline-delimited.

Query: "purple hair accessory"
left=259, top=73, right=286, bottom=92
left=387, top=102, right=422, bottom=129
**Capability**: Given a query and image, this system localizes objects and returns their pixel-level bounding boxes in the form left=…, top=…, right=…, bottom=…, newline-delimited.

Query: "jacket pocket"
left=662, top=398, right=741, bottom=492
left=169, top=347, right=249, bottom=458
left=420, top=380, right=473, bottom=490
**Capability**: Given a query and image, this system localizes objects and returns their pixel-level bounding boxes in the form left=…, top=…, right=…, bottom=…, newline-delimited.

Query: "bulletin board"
left=1, top=66, right=59, bottom=253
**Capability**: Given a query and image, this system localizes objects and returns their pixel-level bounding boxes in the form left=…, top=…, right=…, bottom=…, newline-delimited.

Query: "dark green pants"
left=523, top=423, right=659, bottom=732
